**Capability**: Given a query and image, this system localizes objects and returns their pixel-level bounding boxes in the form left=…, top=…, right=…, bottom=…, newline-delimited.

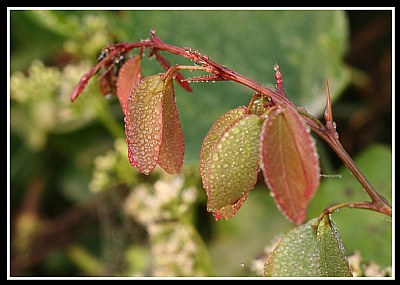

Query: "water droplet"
left=212, top=153, right=219, bottom=161
left=231, top=127, right=240, bottom=134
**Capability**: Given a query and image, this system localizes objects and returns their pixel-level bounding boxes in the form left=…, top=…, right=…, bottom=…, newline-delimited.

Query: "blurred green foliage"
left=9, top=9, right=391, bottom=277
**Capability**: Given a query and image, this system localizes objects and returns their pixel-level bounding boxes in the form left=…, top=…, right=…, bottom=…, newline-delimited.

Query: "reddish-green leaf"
left=200, top=107, right=247, bottom=196
left=260, top=104, right=320, bottom=225
left=116, top=55, right=142, bottom=114
left=125, top=74, right=164, bottom=175
left=202, top=113, right=261, bottom=220
left=157, top=76, right=185, bottom=175
left=124, top=73, right=185, bottom=175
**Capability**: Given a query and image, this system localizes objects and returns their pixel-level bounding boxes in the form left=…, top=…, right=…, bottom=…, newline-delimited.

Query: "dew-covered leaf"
left=260, top=104, right=320, bottom=225
left=125, top=74, right=164, bottom=175
left=264, top=216, right=352, bottom=277
left=200, top=107, right=247, bottom=196
left=264, top=218, right=320, bottom=277
left=317, top=214, right=353, bottom=277
left=116, top=55, right=142, bottom=114
left=204, top=114, right=262, bottom=220
left=157, top=76, right=185, bottom=175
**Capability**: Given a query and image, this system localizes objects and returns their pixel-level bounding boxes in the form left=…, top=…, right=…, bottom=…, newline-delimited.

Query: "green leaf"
left=264, top=218, right=320, bottom=277
left=260, top=104, right=320, bottom=225
left=264, top=216, right=352, bottom=277
left=317, top=215, right=353, bottom=277
left=200, top=107, right=246, bottom=195
left=203, top=114, right=262, bottom=220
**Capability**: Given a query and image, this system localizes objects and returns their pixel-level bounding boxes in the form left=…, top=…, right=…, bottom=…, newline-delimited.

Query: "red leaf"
left=98, top=70, right=117, bottom=98
left=260, top=105, right=320, bottom=225
left=157, top=76, right=185, bottom=175
left=116, top=55, right=142, bottom=114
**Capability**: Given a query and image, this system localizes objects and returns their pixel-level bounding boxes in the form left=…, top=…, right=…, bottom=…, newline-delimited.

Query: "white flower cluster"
left=89, top=138, right=138, bottom=193
left=123, top=175, right=210, bottom=276
left=124, top=175, right=196, bottom=225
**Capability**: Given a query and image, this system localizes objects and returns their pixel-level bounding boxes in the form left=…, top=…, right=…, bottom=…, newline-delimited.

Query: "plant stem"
left=319, top=129, right=392, bottom=217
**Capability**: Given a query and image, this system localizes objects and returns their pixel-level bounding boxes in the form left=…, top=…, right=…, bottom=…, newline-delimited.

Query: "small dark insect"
left=98, top=53, right=126, bottom=98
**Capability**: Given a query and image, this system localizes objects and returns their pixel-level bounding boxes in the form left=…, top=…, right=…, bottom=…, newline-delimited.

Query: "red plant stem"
left=314, top=128, right=392, bottom=217
left=103, top=34, right=297, bottom=108
left=77, top=32, right=392, bottom=218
